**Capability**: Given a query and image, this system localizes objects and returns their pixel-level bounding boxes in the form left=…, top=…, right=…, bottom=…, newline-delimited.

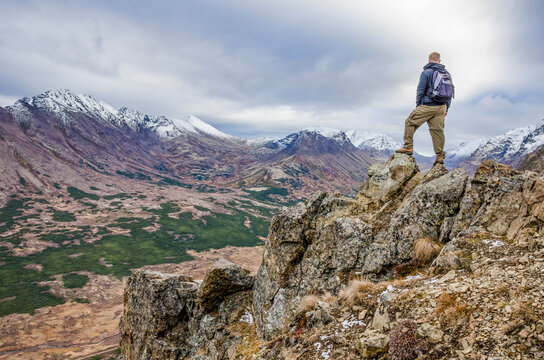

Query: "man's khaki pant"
left=403, top=105, right=447, bottom=155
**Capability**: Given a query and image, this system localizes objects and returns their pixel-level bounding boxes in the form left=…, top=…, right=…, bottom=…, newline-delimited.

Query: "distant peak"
left=9, top=90, right=237, bottom=141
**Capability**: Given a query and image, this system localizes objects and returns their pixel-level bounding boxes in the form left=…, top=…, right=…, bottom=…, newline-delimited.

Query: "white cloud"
left=0, top=0, right=542, bottom=155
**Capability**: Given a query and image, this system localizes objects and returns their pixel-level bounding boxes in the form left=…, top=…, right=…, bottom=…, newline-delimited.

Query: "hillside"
left=119, top=155, right=544, bottom=359
left=0, top=90, right=384, bottom=203
left=518, top=144, right=544, bottom=173
left=451, top=119, right=544, bottom=172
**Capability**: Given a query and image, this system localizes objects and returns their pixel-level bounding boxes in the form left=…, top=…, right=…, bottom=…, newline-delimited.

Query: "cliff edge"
left=119, top=154, right=544, bottom=359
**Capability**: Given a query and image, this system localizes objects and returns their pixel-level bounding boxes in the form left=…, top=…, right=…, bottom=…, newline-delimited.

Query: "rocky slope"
left=518, top=144, right=544, bottom=173
left=119, top=154, right=544, bottom=359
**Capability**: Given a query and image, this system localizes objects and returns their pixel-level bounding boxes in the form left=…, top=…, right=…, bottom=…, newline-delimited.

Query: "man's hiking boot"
left=434, top=153, right=445, bottom=165
left=395, top=146, right=413, bottom=155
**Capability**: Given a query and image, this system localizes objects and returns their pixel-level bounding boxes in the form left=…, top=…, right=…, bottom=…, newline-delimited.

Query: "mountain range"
left=1, top=89, right=543, bottom=203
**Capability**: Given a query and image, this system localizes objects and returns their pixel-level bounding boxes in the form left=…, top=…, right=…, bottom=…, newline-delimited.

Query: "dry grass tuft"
left=298, top=295, right=319, bottom=314
left=493, top=283, right=509, bottom=297
left=320, top=292, right=336, bottom=305
left=338, top=279, right=377, bottom=306
left=413, top=237, right=441, bottom=264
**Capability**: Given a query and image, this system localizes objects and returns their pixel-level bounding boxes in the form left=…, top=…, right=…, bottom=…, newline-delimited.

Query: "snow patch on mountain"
left=358, top=134, right=401, bottom=152
left=345, top=130, right=401, bottom=151
left=445, top=138, right=487, bottom=162
left=9, top=89, right=234, bottom=140
left=303, top=126, right=343, bottom=138
left=467, top=119, right=544, bottom=163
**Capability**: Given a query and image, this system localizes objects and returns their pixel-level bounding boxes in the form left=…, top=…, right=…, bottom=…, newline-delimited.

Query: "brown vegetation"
left=413, top=237, right=441, bottom=264
left=338, top=279, right=380, bottom=306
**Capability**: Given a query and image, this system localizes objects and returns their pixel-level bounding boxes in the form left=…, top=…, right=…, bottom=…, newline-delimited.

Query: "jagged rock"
left=357, top=330, right=390, bottom=358
left=120, top=265, right=255, bottom=360
left=362, top=168, right=468, bottom=277
left=371, top=305, right=390, bottom=331
left=119, top=271, right=199, bottom=360
left=306, top=301, right=332, bottom=329
left=198, top=258, right=254, bottom=313
left=430, top=240, right=464, bottom=273
left=438, top=216, right=455, bottom=243
left=417, top=323, right=444, bottom=344
left=451, top=160, right=544, bottom=241
left=359, top=153, right=419, bottom=202
left=253, top=155, right=468, bottom=339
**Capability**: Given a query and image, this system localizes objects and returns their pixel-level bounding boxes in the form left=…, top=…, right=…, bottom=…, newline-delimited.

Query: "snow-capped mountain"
left=344, top=130, right=398, bottom=149
left=454, top=119, right=544, bottom=170
left=267, top=126, right=349, bottom=150
left=356, top=134, right=401, bottom=152
left=267, top=127, right=401, bottom=156
left=444, top=138, right=487, bottom=166
left=8, top=89, right=234, bottom=141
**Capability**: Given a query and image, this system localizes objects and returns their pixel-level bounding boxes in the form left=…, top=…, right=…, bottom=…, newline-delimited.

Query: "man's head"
left=428, top=52, right=441, bottom=63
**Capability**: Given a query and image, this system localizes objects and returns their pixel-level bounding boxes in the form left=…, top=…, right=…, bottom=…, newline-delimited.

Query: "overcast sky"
left=1, top=0, right=543, bottom=154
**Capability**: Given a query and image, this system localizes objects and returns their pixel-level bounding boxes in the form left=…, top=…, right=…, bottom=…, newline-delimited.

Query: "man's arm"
left=416, top=70, right=429, bottom=106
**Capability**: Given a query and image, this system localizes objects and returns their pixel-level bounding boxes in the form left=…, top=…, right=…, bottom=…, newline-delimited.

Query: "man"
left=396, top=52, right=453, bottom=165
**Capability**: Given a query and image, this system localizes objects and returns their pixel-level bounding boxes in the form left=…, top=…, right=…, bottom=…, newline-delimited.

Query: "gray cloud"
left=0, top=0, right=542, bottom=155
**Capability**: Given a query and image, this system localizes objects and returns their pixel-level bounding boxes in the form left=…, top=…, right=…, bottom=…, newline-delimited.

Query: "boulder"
left=119, top=271, right=199, bottom=360
left=120, top=265, right=255, bottom=360
left=359, top=153, right=419, bottom=203
left=357, top=330, right=390, bottom=358
left=198, top=258, right=254, bottom=313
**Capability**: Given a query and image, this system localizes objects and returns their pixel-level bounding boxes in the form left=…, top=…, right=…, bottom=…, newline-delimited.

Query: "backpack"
left=427, top=69, right=454, bottom=103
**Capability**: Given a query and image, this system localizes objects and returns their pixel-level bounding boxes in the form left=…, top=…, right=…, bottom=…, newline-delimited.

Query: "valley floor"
left=0, top=246, right=263, bottom=359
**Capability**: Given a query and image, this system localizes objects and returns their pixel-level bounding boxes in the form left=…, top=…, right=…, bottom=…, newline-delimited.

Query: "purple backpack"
left=428, top=69, right=454, bottom=103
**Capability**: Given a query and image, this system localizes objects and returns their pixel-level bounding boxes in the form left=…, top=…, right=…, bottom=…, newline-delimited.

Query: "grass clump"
left=247, top=186, right=289, bottom=202
left=413, top=237, right=441, bottom=264
left=435, top=292, right=473, bottom=328
left=63, top=273, right=89, bottom=288
left=298, top=295, right=319, bottom=314
left=338, top=279, right=378, bottom=306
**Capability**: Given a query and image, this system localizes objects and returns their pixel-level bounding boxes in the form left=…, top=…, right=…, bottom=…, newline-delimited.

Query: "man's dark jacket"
left=416, top=62, right=452, bottom=110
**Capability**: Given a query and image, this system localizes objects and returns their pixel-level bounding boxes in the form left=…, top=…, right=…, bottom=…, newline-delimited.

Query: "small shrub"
left=413, top=237, right=441, bottom=264
left=51, top=210, right=76, bottom=222
left=320, top=292, right=336, bottom=305
left=389, top=319, right=427, bottom=360
left=67, top=186, right=99, bottom=201
left=63, top=273, right=89, bottom=289
left=394, top=261, right=418, bottom=277
left=435, top=292, right=473, bottom=327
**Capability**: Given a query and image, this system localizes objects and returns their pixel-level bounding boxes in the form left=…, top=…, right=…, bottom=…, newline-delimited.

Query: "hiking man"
left=396, top=52, right=454, bottom=165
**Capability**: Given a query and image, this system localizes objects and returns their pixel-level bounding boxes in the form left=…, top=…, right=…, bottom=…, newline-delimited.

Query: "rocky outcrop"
left=120, top=154, right=544, bottom=359
left=253, top=154, right=468, bottom=339
left=120, top=260, right=256, bottom=360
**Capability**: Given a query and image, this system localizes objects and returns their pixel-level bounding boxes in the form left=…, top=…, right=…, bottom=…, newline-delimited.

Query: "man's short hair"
left=429, top=52, right=441, bottom=62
